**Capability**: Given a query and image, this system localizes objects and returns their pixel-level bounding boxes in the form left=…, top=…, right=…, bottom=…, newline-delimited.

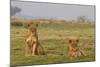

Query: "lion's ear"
left=27, top=23, right=31, bottom=27
left=27, top=23, right=30, bottom=27
left=68, top=40, right=72, bottom=44
left=36, top=23, right=38, bottom=27
left=24, top=23, right=30, bottom=29
left=76, top=39, right=79, bottom=43
left=35, top=21, right=39, bottom=27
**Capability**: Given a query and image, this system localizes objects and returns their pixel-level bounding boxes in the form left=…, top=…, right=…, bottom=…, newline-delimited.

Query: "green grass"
left=11, top=22, right=95, bottom=66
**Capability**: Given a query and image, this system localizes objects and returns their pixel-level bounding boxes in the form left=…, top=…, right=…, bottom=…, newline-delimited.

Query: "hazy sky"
left=11, top=1, right=95, bottom=21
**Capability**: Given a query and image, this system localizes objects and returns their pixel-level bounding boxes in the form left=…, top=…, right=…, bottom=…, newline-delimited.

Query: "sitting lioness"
left=25, top=21, right=45, bottom=56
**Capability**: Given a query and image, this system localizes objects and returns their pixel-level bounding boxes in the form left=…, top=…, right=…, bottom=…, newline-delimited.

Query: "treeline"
left=11, top=16, right=94, bottom=27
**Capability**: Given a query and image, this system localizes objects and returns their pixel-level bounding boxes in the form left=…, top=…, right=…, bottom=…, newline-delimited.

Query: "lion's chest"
left=26, top=35, right=37, bottom=46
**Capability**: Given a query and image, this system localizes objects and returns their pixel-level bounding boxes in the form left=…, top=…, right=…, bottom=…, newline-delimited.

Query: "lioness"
left=25, top=21, right=45, bottom=56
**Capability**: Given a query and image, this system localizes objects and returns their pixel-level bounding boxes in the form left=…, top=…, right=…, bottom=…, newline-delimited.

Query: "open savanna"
left=11, top=21, right=95, bottom=66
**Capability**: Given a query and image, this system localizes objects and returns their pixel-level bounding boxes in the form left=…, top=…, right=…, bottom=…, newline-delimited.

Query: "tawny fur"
left=67, top=37, right=79, bottom=59
left=67, top=37, right=86, bottom=59
left=25, top=22, right=45, bottom=56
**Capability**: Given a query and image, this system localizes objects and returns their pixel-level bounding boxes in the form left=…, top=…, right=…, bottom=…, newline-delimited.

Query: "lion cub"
left=67, top=37, right=79, bottom=59
left=67, top=37, right=86, bottom=59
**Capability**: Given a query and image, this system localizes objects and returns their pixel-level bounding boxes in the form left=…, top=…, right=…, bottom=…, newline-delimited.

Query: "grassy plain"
left=11, top=22, right=95, bottom=66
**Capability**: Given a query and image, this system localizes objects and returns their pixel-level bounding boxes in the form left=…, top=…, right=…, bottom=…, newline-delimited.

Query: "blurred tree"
left=77, top=16, right=87, bottom=23
left=11, top=6, right=21, bottom=16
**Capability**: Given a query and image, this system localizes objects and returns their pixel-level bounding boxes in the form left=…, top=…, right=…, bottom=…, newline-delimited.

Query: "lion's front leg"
left=25, top=43, right=31, bottom=56
left=32, top=43, right=37, bottom=56
left=25, top=38, right=33, bottom=56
